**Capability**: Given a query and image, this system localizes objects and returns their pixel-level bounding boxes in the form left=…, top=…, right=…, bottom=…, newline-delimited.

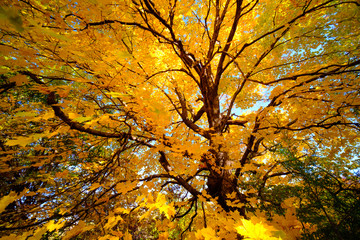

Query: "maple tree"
left=0, top=0, right=360, bottom=239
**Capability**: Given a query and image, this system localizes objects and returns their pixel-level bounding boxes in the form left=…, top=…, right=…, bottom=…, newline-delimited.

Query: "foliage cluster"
left=0, top=0, right=359, bottom=239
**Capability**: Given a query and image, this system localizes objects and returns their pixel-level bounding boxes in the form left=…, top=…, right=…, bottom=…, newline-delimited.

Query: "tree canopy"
left=0, top=0, right=360, bottom=239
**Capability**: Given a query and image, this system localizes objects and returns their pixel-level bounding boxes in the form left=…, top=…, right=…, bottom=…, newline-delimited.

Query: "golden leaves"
left=44, top=220, right=66, bottom=232
left=104, top=213, right=124, bottom=230
left=123, top=231, right=133, bottom=240
left=138, top=193, right=175, bottom=221
left=5, top=132, right=50, bottom=147
left=9, top=74, right=28, bottom=86
left=235, top=217, right=281, bottom=240
left=0, top=191, right=18, bottom=213
left=98, top=235, right=121, bottom=240
left=0, top=189, right=39, bottom=213
left=195, top=227, right=221, bottom=240
left=156, top=194, right=176, bottom=219
left=0, top=0, right=358, bottom=239
left=115, top=181, right=138, bottom=194
left=62, top=221, right=92, bottom=240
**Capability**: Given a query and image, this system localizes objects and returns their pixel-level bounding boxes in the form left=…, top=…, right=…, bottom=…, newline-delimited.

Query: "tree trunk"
left=206, top=149, right=247, bottom=217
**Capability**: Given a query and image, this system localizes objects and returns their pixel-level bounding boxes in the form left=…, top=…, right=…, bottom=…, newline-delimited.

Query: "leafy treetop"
left=0, top=0, right=359, bottom=239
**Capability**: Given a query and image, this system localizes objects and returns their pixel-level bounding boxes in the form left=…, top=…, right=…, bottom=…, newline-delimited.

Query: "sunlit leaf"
left=0, top=191, right=17, bottom=213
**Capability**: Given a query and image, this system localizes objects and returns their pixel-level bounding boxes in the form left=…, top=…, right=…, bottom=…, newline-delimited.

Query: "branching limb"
left=158, top=151, right=201, bottom=197
left=180, top=199, right=198, bottom=239
left=214, top=0, right=244, bottom=88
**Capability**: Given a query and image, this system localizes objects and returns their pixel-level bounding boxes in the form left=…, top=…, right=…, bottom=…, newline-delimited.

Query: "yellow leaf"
left=41, top=111, right=55, bottom=120
left=281, top=197, right=297, bottom=208
left=123, top=230, right=132, bottom=240
left=155, top=194, right=175, bottom=219
left=108, top=92, right=128, bottom=98
left=0, top=234, right=19, bottom=240
left=6, top=136, right=34, bottom=147
left=195, top=228, right=220, bottom=240
left=0, top=230, right=33, bottom=240
left=68, top=112, right=80, bottom=119
left=89, top=183, right=101, bottom=191
left=99, top=235, right=120, bottom=240
left=62, top=220, right=92, bottom=240
left=235, top=217, right=281, bottom=240
left=139, top=210, right=151, bottom=221
left=158, top=232, right=169, bottom=240
left=9, top=74, right=28, bottom=86
left=32, top=225, right=48, bottom=240
left=6, top=133, right=49, bottom=147
left=55, top=170, right=69, bottom=179
left=45, top=220, right=65, bottom=232
left=104, top=214, right=123, bottom=229
left=73, top=116, right=92, bottom=123
left=0, top=191, right=17, bottom=213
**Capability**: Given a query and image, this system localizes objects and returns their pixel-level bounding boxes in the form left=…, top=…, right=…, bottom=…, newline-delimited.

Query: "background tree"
left=0, top=0, right=359, bottom=239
